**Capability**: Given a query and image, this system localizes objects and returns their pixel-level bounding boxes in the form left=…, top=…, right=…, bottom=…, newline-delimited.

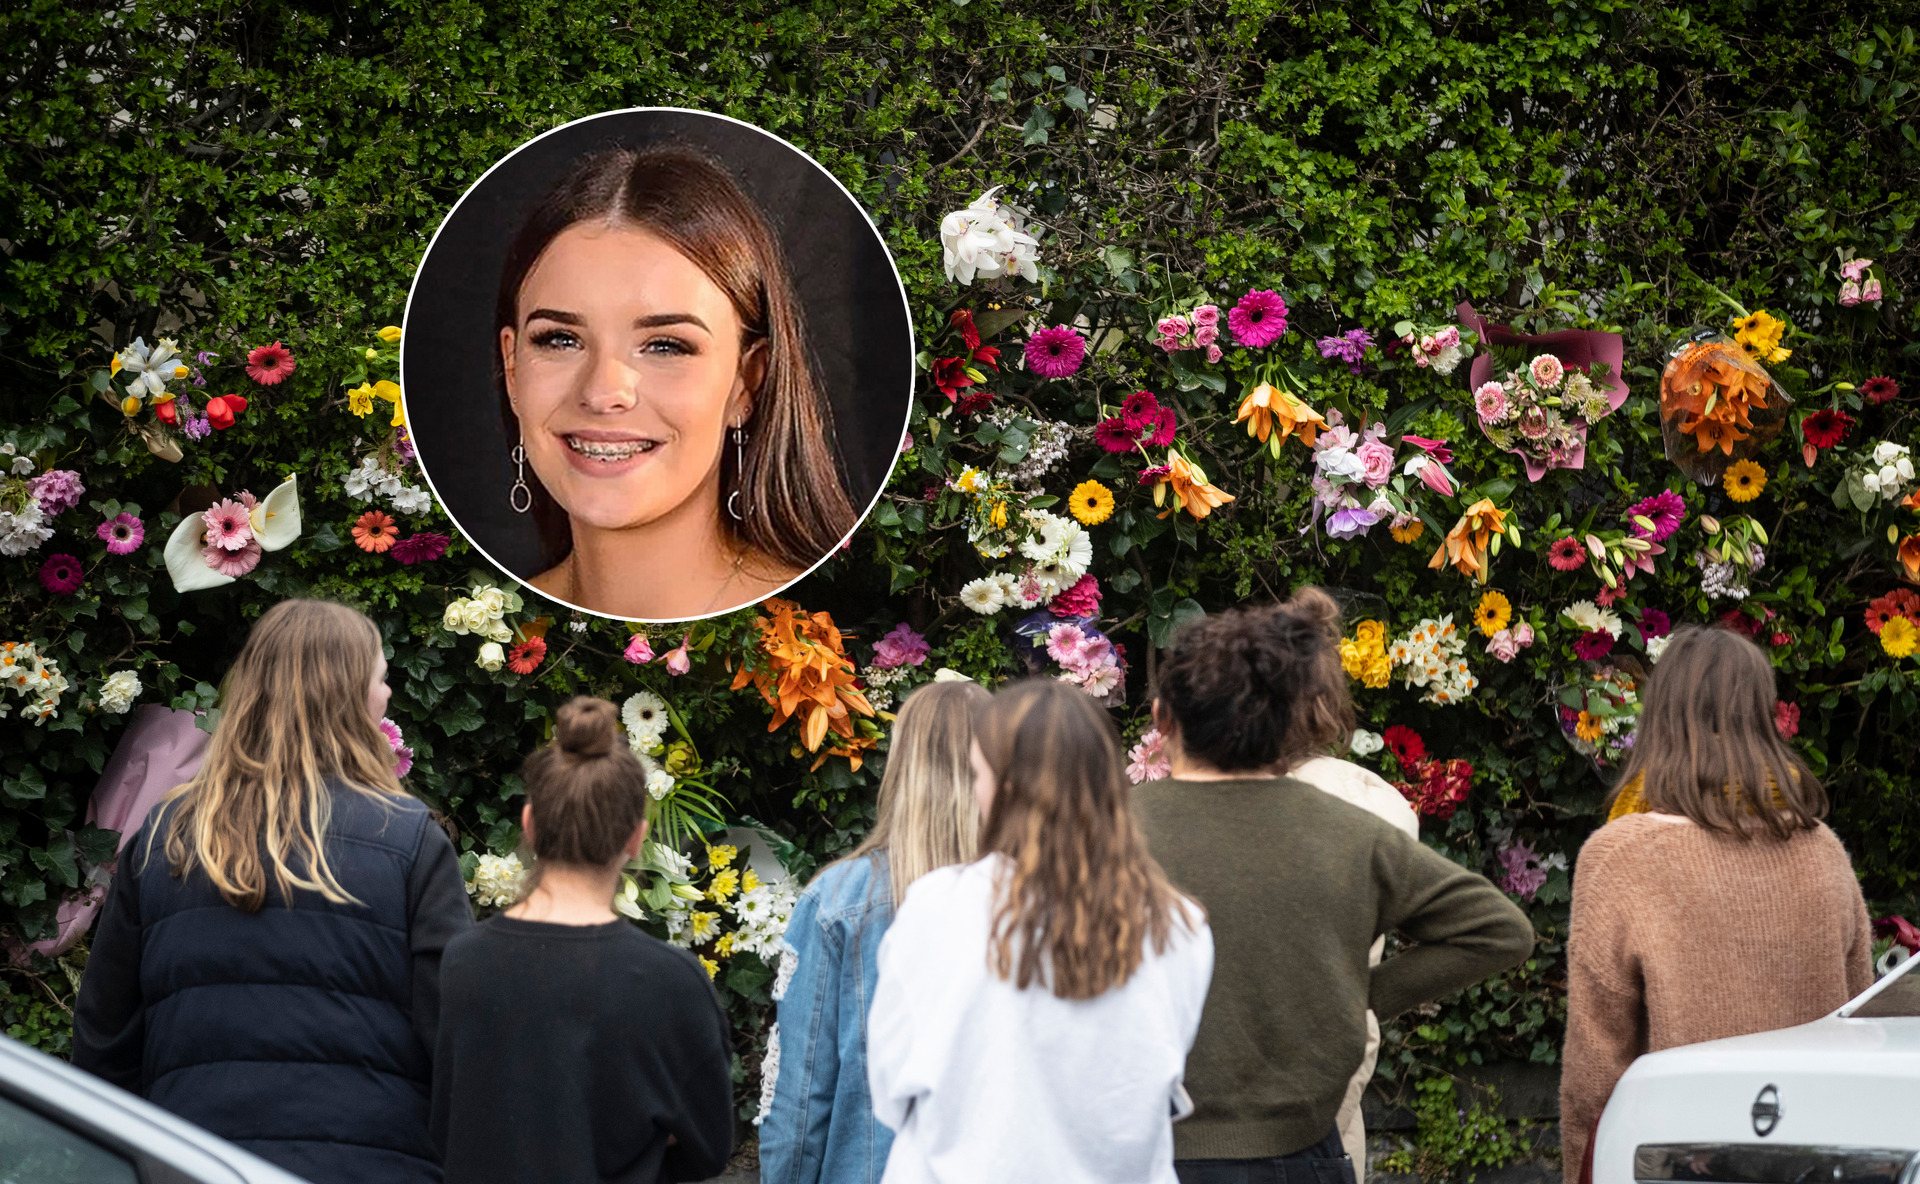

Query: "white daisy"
left=622, top=690, right=670, bottom=751
left=959, top=576, right=1006, bottom=615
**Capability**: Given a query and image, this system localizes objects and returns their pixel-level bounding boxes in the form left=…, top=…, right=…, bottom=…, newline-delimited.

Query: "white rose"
left=442, top=600, right=471, bottom=635
left=1349, top=728, right=1384, bottom=757
left=460, top=601, right=494, bottom=633
left=1879, top=465, right=1901, bottom=494
left=98, top=670, right=141, bottom=715
left=1864, top=471, right=1884, bottom=494
left=476, top=642, right=505, bottom=672
left=476, top=587, right=508, bottom=617
left=483, top=620, right=513, bottom=644
left=1873, top=441, right=1906, bottom=467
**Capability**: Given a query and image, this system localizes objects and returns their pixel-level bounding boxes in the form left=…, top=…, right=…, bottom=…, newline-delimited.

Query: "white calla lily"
left=250, top=476, right=302, bottom=550
left=163, top=513, right=235, bottom=593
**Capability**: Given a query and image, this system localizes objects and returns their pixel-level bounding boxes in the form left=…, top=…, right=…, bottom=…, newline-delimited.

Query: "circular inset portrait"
left=402, top=108, right=912, bottom=620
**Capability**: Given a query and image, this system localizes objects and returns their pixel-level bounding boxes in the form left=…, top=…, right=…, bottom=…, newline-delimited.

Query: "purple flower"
left=1023, top=326, right=1086, bottom=379
left=1627, top=489, right=1686, bottom=542
left=388, top=532, right=449, bottom=565
left=183, top=415, right=211, bottom=441
left=195, top=350, right=220, bottom=365
left=29, top=469, right=85, bottom=516
left=394, top=425, right=417, bottom=463
left=1316, top=328, right=1374, bottom=374
left=38, top=553, right=83, bottom=595
left=871, top=622, right=930, bottom=669
left=96, top=512, right=144, bottom=555
left=1638, top=608, right=1672, bottom=640
left=1573, top=630, right=1615, bottom=660
left=1326, top=505, right=1380, bottom=539
left=1228, top=288, right=1288, bottom=348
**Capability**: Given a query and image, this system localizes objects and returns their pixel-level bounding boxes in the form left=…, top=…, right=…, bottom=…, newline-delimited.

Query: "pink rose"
left=1485, top=630, right=1520, bottom=663
left=1839, top=280, right=1861, bottom=307
left=1193, top=324, right=1218, bottom=348
left=1841, top=258, right=1873, bottom=281
left=1511, top=621, right=1534, bottom=646
left=1205, top=344, right=1222, bottom=364
left=1434, top=325, right=1460, bottom=349
left=1356, top=440, right=1395, bottom=487
left=1156, top=314, right=1190, bottom=341
left=623, top=634, right=654, bottom=664
left=664, top=635, right=691, bottom=675
left=1418, top=334, right=1437, bottom=353
left=1190, top=304, right=1220, bottom=328
left=1157, top=335, right=1181, bottom=354
left=1863, top=278, right=1883, bottom=302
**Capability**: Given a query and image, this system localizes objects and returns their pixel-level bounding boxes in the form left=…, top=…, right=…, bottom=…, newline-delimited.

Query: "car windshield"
left=1845, top=951, right=1920, bottom=1018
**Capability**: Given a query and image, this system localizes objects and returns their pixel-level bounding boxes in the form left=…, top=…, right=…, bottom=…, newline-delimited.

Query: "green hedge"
left=3, top=0, right=1918, bottom=1134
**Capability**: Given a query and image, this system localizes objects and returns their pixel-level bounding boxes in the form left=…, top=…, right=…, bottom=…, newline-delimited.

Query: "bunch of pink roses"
left=1154, top=303, right=1223, bottom=363
left=1484, top=621, right=1535, bottom=663
left=1839, top=256, right=1883, bottom=307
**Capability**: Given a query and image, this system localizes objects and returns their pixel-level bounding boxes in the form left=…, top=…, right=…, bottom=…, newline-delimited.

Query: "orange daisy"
left=352, top=510, right=399, bottom=553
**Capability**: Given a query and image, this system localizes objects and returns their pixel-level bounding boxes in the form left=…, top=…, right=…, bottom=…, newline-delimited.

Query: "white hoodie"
left=867, top=855, right=1214, bottom=1184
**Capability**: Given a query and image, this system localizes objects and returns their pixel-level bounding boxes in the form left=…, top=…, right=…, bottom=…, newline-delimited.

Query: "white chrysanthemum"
left=622, top=690, right=670, bottom=750
left=467, top=852, right=525, bottom=908
left=98, top=670, right=141, bottom=714
left=646, top=768, right=675, bottom=801
left=959, top=576, right=1007, bottom=615
left=390, top=485, right=434, bottom=515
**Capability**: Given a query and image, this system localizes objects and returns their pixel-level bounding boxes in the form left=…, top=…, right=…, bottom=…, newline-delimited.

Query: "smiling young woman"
left=494, top=145, right=857, bottom=619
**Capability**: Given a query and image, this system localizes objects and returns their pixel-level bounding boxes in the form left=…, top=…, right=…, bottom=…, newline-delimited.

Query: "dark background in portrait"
left=402, top=109, right=912, bottom=581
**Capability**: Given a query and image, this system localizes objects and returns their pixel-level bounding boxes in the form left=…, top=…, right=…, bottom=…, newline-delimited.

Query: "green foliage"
left=1, top=0, right=1917, bottom=1122
left=1375, top=1077, right=1530, bottom=1184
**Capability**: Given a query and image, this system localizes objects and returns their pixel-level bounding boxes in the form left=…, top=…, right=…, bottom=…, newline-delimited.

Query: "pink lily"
left=1620, top=538, right=1664, bottom=581
left=1403, top=454, right=1456, bottom=497
left=1402, top=435, right=1454, bottom=464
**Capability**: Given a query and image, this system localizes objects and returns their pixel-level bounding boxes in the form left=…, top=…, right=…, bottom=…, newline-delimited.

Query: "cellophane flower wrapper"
left=1656, top=328, right=1793, bottom=487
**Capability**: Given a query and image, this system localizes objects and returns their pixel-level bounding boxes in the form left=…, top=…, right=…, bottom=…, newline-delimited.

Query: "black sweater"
left=430, top=916, right=735, bottom=1184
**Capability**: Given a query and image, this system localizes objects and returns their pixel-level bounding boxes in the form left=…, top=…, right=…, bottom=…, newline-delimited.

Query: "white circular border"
left=399, top=105, right=917, bottom=623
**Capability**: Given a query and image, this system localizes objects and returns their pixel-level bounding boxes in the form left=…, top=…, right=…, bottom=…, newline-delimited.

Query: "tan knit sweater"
left=1560, top=814, right=1873, bottom=1172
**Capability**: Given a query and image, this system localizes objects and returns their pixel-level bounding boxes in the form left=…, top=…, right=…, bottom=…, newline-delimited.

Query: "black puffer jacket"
left=75, top=785, right=473, bottom=1184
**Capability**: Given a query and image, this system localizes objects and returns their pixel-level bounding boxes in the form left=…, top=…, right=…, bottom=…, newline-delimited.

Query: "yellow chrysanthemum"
left=1473, top=591, right=1512, bottom=637
left=1069, top=480, right=1115, bottom=526
left=699, top=956, right=719, bottom=979
left=685, top=911, right=720, bottom=942
left=347, top=383, right=375, bottom=418
left=1390, top=518, right=1425, bottom=544
left=706, top=868, right=739, bottom=901
left=1724, top=459, right=1767, bottom=503
left=1883, top=615, right=1919, bottom=659
left=714, top=933, right=738, bottom=958
left=741, top=868, right=761, bottom=894
left=705, top=844, right=737, bottom=870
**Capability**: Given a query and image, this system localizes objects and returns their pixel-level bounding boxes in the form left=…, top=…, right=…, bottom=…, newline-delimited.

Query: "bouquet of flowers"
left=1458, top=302, right=1629, bottom=480
left=1392, top=319, right=1474, bottom=375
left=1557, top=664, right=1642, bottom=769
left=1657, top=327, right=1792, bottom=486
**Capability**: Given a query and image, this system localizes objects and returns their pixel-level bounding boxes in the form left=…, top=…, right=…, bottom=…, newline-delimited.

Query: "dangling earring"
left=726, top=423, right=749, bottom=522
left=508, top=436, right=532, bottom=514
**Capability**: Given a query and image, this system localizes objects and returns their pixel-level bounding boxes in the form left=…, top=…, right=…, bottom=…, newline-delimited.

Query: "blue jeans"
left=1175, top=1128, right=1356, bottom=1184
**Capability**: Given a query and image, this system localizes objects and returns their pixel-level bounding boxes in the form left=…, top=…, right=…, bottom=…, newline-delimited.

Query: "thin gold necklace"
left=565, top=543, right=748, bottom=617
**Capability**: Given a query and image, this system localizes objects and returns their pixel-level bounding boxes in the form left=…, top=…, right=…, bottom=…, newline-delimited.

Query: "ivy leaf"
left=1063, top=85, right=1089, bottom=112
left=73, top=825, right=119, bottom=866
left=30, top=844, right=78, bottom=889
left=309, top=522, right=344, bottom=552
left=1021, top=105, right=1055, bottom=145
left=3, top=767, right=47, bottom=802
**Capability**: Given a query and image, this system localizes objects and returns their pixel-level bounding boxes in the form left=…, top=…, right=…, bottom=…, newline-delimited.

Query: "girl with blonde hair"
left=866, top=679, right=1215, bottom=1183
left=759, top=677, right=991, bottom=1184
left=75, top=599, right=472, bottom=1184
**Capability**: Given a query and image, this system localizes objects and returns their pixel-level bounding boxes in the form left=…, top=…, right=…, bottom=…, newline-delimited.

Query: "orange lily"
left=1901, top=534, right=1920, bottom=583
left=1236, top=383, right=1325, bottom=454
left=1429, top=498, right=1509, bottom=583
left=729, top=598, right=878, bottom=769
left=1157, top=454, right=1236, bottom=521
left=1902, top=489, right=1920, bottom=513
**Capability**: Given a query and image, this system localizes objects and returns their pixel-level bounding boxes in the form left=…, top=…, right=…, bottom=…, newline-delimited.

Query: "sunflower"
left=1724, top=459, right=1767, bottom=503
left=1472, top=590, right=1513, bottom=637
left=1069, top=479, right=1115, bottom=526
left=1390, top=517, right=1425, bottom=544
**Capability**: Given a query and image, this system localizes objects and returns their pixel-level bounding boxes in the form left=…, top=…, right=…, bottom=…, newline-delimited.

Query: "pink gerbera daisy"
left=245, top=341, right=296, bottom=385
left=388, top=532, right=450, bottom=565
left=203, top=536, right=262, bottom=577
left=1547, top=536, right=1586, bottom=571
left=1094, top=417, right=1140, bottom=454
left=1573, top=630, right=1614, bottom=660
left=1228, top=288, right=1288, bottom=348
left=1638, top=608, right=1672, bottom=639
left=1626, top=489, right=1687, bottom=542
left=1473, top=382, right=1509, bottom=422
left=1023, top=326, right=1086, bottom=378
left=38, top=553, right=83, bottom=595
left=1529, top=354, right=1565, bottom=389
left=96, top=512, right=145, bottom=555
left=1121, top=390, right=1160, bottom=420
left=1142, top=406, right=1177, bottom=447
left=202, top=499, right=254, bottom=551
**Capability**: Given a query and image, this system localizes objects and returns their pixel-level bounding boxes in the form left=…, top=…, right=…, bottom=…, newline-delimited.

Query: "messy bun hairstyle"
left=521, top=696, right=649, bottom=868
left=1157, top=586, right=1352, bottom=772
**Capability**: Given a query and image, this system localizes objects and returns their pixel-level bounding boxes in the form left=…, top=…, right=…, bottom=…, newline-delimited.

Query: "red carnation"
left=245, top=341, right=296, bottom=386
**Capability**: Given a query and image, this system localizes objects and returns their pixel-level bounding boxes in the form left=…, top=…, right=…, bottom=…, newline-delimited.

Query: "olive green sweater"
left=1133, top=776, right=1535, bottom=1160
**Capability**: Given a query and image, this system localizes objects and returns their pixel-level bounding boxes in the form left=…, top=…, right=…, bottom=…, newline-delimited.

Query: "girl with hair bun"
left=1133, top=587, right=1533, bottom=1184
left=75, top=598, right=472, bottom=1184
left=866, top=679, right=1214, bottom=1183
left=430, top=696, right=734, bottom=1184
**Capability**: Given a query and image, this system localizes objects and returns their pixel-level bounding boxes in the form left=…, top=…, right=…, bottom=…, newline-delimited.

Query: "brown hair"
left=521, top=696, right=650, bottom=868
left=1608, top=625, right=1824, bottom=838
left=495, top=144, right=857, bottom=573
left=160, top=599, right=404, bottom=912
left=975, top=680, right=1198, bottom=1000
left=834, top=679, right=990, bottom=907
left=1156, top=586, right=1352, bottom=773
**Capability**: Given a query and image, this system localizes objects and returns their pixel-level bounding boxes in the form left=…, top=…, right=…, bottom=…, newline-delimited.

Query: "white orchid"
left=939, top=187, right=1041, bottom=285
left=114, top=337, right=190, bottom=398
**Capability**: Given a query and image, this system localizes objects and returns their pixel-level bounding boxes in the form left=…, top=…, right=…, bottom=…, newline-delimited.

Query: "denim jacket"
left=757, top=850, right=895, bottom=1184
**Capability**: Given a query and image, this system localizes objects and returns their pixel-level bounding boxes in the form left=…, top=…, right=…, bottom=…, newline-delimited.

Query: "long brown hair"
left=522, top=696, right=649, bottom=869
left=975, top=679, right=1198, bottom=999
left=833, top=679, right=989, bottom=907
left=495, top=144, right=857, bottom=573
left=160, top=600, right=405, bottom=911
left=1157, top=586, right=1352, bottom=772
left=1608, top=625, right=1824, bottom=838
